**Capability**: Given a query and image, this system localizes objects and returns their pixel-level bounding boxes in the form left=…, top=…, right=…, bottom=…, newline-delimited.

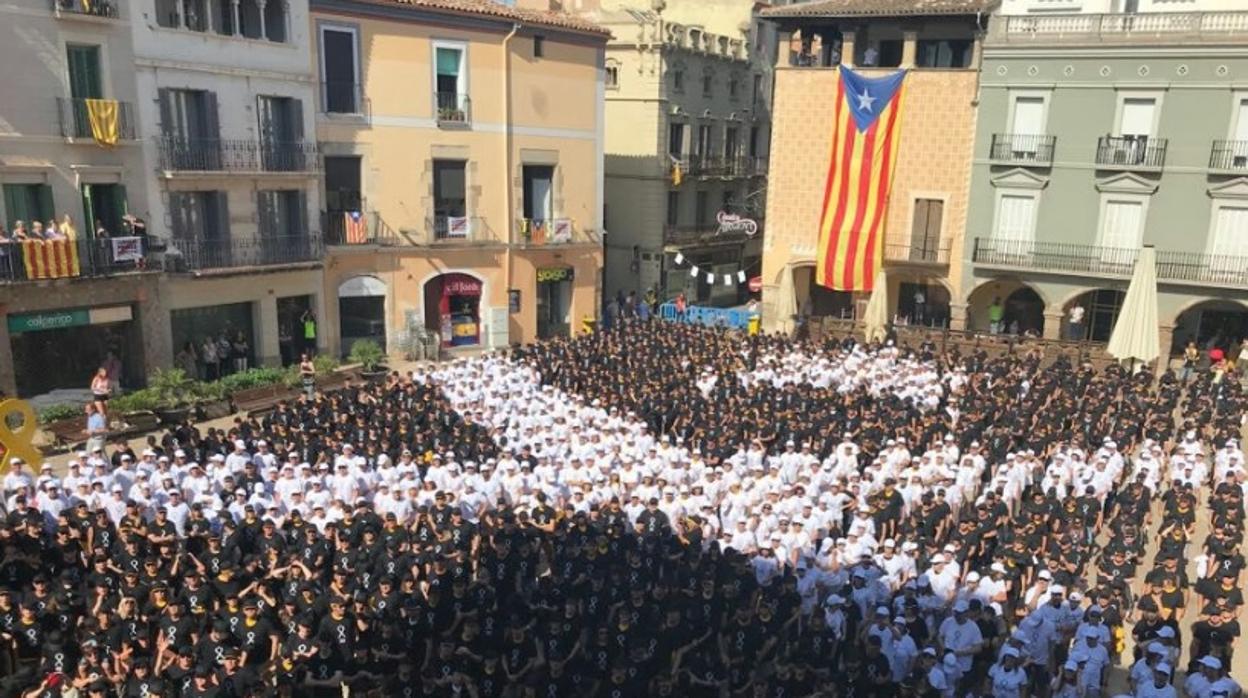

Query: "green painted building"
left=961, top=9, right=1248, bottom=358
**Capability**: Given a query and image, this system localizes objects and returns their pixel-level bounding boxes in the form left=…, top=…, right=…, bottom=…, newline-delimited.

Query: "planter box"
left=196, top=399, right=233, bottom=421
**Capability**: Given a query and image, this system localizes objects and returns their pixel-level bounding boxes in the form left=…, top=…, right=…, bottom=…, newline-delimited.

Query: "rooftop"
left=760, top=0, right=997, bottom=19
left=361, top=0, right=611, bottom=38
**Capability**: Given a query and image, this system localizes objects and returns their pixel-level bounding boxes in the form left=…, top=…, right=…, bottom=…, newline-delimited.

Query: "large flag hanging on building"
left=815, top=67, right=907, bottom=291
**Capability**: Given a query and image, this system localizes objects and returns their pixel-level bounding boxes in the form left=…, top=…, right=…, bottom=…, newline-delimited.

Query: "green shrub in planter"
left=348, top=340, right=386, bottom=373
left=38, top=403, right=82, bottom=425
left=313, top=354, right=340, bottom=375
left=148, top=369, right=197, bottom=409
left=110, top=388, right=161, bottom=414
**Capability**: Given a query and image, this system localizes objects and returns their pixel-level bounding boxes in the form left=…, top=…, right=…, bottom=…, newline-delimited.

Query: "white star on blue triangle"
left=841, top=67, right=907, bottom=132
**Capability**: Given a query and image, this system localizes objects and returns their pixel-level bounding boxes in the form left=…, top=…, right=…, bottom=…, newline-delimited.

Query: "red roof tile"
left=383, top=0, right=611, bottom=38
left=761, top=0, right=996, bottom=19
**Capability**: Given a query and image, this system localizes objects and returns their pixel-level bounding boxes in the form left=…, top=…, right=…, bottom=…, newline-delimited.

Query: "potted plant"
left=148, top=368, right=198, bottom=425
left=348, top=339, right=388, bottom=381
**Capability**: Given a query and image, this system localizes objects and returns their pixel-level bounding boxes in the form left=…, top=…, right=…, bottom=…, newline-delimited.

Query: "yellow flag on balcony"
left=85, top=99, right=120, bottom=147
left=670, top=156, right=683, bottom=187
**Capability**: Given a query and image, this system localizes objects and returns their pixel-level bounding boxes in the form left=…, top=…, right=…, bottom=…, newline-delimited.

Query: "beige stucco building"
left=312, top=0, right=608, bottom=352
left=760, top=0, right=988, bottom=331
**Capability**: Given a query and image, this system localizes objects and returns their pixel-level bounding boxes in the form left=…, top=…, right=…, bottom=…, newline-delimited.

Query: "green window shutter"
left=3, top=185, right=22, bottom=228
left=36, top=185, right=55, bottom=223
left=67, top=45, right=102, bottom=100
left=436, top=48, right=460, bottom=77
left=81, top=185, right=95, bottom=235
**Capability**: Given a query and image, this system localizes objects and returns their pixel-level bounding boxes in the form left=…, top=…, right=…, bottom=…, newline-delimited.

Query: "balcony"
left=435, top=92, right=470, bottom=127
left=514, top=219, right=597, bottom=247
left=1209, top=140, right=1248, bottom=172
left=884, top=241, right=951, bottom=266
left=322, top=211, right=396, bottom=246
left=156, top=137, right=320, bottom=174
left=319, top=82, right=370, bottom=117
left=0, top=236, right=150, bottom=283
left=167, top=234, right=323, bottom=271
left=988, top=11, right=1248, bottom=45
left=684, top=154, right=769, bottom=178
left=989, top=134, right=1056, bottom=165
left=1095, top=136, right=1167, bottom=170
left=972, top=237, right=1248, bottom=289
left=52, top=0, right=120, bottom=19
left=57, top=98, right=136, bottom=141
left=425, top=216, right=498, bottom=245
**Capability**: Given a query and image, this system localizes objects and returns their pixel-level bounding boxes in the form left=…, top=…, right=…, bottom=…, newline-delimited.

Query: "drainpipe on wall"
left=503, top=22, right=521, bottom=346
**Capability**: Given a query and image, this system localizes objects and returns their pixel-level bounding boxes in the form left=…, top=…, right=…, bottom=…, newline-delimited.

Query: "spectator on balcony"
left=28, top=221, right=45, bottom=240
left=201, top=335, right=219, bottom=381
left=1067, top=303, right=1086, bottom=342
left=90, top=366, right=112, bottom=417
left=10, top=220, right=30, bottom=241
left=175, top=341, right=198, bottom=377
left=59, top=213, right=78, bottom=240
left=43, top=218, right=67, bottom=241
left=94, top=218, right=110, bottom=239
left=913, top=287, right=927, bottom=326
left=232, top=331, right=250, bottom=374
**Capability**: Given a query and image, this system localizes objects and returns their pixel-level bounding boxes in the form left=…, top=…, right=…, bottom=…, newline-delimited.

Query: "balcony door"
left=159, top=89, right=220, bottom=169
left=321, top=27, right=359, bottom=113
left=67, top=45, right=102, bottom=137
left=909, top=198, right=943, bottom=262
left=522, top=165, right=553, bottom=223
left=1231, top=98, right=1248, bottom=167
left=1098, top=199, right=1143, bottom=270
left=257, top=96, right=304, bottom=171
left=81, top=184, right=127, bottom=239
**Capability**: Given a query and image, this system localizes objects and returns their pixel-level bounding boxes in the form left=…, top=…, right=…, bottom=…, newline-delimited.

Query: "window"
left=1117, top=97, right=1157, bottom=138
left=668, top=123, right=685, bottom=158
left=749, top=126, right=761, bottom=158
left=434, top=44, right=467, bottom=122
left=754, top=22, right=764, bottom=51
left=1208, top=205, right=1248, bottom=275
left=533, top=35, right=544, bottom=58
left=695, top=191, right=709, bottom=227
left=155, top=0, right=179, bottom=28
left=605, top=65, right=619, bottom=89
left=720, top=189, right=732, bottom=213
left=257, top=96, right=305, bottom=170
left=66, top=45, right=103, bottom=137
left=728, top=76, right=739, bottom=100
left=181, top=0, right=207, bottom=31
left=320, top=26, right=360, bottom=114
left=752, top=74, right=762, bottom=105
left=667, top=191, right=679, bottom=227
left=213, top=0, right=233, bottom=35
left=1098, top=198, right=1144, bottom=267
left=1009, top=95, right=1047, bottom=135
left=433, top=160, right=467, bottom=221
left=257, top=190, right=308, bottom=237
left=81, top=183, right=128, bottom=238
left=238, top=0, right=262, bottom=39
left=724, top=127, right=739, bottom=163
left=263, top=0, right=286, bottom=42
left=671, top=69, right=684, bottom=93
left=910, top=198, right=944, bottom=254
left=324, top=156, right=362, bottom=212
left=158, top=89, right=220, bottom=169
left=993, top=192, right=1037, bottom=243
left=696, top=124, right=712, bottom=158
left=915, top=39, right=972, bottom=68
left=2, top=184, right=54, bottom=230
left=522, top=165, right=554, bottom=221
left=168, top=191, right=229, bottom=242
left=702, top=72, right=713, bottom=97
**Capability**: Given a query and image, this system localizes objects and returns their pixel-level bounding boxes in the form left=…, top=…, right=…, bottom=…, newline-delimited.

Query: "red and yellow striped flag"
left=816, top=67, right=907, bottom=291
left=22, top=239, right=81, bottom=279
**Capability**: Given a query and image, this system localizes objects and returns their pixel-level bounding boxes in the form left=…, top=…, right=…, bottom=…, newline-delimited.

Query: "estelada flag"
left=816, top=67, right=906, bottom=291
left=343, top=211, right=367, bottom=244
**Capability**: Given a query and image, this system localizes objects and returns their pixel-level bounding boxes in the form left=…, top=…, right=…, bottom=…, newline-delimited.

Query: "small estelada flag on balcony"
left=815, top=67, right=907, bottom=292
left=343, top=211, right=367, bottom=244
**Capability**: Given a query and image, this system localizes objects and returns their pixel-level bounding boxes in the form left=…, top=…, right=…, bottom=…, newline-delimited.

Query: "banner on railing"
left=111, top=236, right=143, bottom=262
left=446, top=216, right=470, bottom=239
left=551, top=219, right=572, bottom=243
left=22, top=240, right=80, bottom=280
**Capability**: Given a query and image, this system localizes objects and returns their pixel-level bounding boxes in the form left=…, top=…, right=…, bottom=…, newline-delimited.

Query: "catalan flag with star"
left=815, top=67, right=907, bottom=291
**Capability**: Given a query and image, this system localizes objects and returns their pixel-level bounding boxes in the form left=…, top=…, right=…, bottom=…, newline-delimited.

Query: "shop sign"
left=536, top=267, right=573, bottom=283
left=716, top=211, right=758, bottom=237
left=6, top=305, right=134, bottom=334
left=444, top=278, right=482, bottom=296
left=8, top=309, right=90, bottom=333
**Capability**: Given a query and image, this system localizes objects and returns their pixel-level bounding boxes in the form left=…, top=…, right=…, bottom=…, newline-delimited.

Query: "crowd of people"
left=0, top=321, right=1244, bottom=697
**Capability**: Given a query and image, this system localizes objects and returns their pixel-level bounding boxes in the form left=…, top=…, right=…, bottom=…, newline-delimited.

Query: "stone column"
left=948, top=302, right=968, bottom=332
left=840, top=27, right=857, bottom=68
left=257, top=295, right=281, bottom=366
left=256, top=0, right=266, bottom=40
left=901, top=28, right=919, bottom=68
left=230, top=0, right=240, bottom=37
left=1042, top=311, right=1064, bottom=340
left=1157, top=323, right=1176, bottom=376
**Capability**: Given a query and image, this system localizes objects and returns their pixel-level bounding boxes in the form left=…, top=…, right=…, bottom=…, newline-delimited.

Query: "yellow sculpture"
left=0, top=399, right=40, bottom=475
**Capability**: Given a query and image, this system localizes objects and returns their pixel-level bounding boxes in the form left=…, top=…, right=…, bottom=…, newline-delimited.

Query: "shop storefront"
left=170, top=303, right=256, bottom=381
left=536, top=266, right=573, bottom=339
left=424, top=273, right=482, bottom=347
left=337, top=276, right=387, bottom=355
left=7, top=304, right=143, bottom=397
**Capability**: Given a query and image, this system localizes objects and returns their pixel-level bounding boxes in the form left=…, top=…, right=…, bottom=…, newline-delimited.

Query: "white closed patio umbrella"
left=862, top=271, right=889, bottom=343
left=1106, top=245, right=1160, bottom=367
left=774, top=264, right=797, bottom=334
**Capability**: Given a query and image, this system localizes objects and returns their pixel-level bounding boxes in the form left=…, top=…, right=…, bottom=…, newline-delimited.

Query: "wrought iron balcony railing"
left=989, top=133, right=1056, bottom=165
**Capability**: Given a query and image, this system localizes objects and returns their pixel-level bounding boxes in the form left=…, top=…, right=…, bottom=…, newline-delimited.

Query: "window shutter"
left=257, top=191, right=274, bottom=237
left=203, top=91, right=220, bottom=141
left=290, top=98, right=304, bottom=142
left=296, top=190, right=309, bottom=236
left=157, top=88, right=174, bottom=137
left=214, top=191, right=231, bottom=239
left=3, top=185, right=21, bottom=228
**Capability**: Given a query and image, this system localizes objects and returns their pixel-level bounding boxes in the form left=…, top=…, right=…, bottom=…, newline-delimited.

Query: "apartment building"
left=963, top=0, right=1248, bottom=355
left=760, top=0, right=988, bottom=330
left=311, top=0, right=608, bottom=351
left=587, top=1, right=772, bottom=306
